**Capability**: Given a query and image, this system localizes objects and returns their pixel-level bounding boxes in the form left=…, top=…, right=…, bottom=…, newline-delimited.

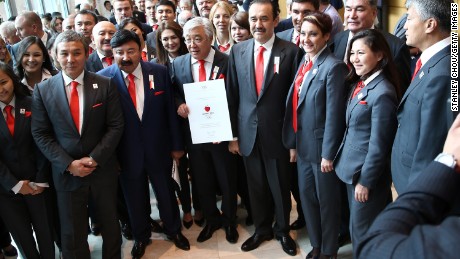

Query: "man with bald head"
left=85, top=21, right=117, bottom=73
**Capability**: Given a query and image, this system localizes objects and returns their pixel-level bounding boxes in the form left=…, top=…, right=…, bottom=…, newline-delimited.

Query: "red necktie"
left=295, top=35, right=300, bottom=46
left=4, top=105, right=14, bottom=136
left=255, top=46, right=265, bottom=96
left=152, top=24, right=159, bottom=30
left=70, top=81, right=80, bottom=132
left=89, top=48, right=93, bottom=55
left=351, top=81, right=365, bottom=99
left=198, top=60, right=206, bottom=82
left=142, top=51, right=148, bottom=61
left=103, top=56, right=113, bottom=66
left=412, top=58, right=422, bottom=81
left=127, top=74, right=137, bottom=108
left=219, top=43, right=230, bottom=52
left=292, top=60, right=312, bottom=132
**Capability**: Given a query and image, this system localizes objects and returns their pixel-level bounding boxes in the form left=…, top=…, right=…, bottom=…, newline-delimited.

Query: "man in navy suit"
left=227, top=0, right=301, bottom=255
left=32, top=30, right=124, bottom=259
left=171, top=17, right=238, bottom=244
left=85, top=21, right=117, bottom=73
left=358, top=114, right=460, bottom=259
left=98, top=29, right=190, bottom=258
left=391, top=0, right=456, bottom=194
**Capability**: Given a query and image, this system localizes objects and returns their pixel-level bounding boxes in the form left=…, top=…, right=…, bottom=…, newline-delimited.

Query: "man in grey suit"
left=391, top=0, right=456, bottom=194
left=31, top=31, right=124, bottom=259
left=227, top=0, right=301, bottom=255
left=358, top=114, right=460, bottom=259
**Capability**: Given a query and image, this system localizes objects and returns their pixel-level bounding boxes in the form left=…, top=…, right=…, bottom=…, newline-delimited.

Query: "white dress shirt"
left=62, top=71, right=85, bottom=133
left=191, top=48, right=215, bottom=82
left=419, top=37, right=451, bottom=68
left=97, top=51, right=113, bottom=68
left=253, top=34, right=276, bottom=77
left=122, top=63, right=145, bottom=120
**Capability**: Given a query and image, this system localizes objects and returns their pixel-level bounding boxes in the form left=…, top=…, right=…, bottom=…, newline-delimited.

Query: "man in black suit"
left=111, top=0, right=152, bottom=34
left=227, top=0, right=301, bottom=255
left=31, top=30, right=124, bottom=259
left=171, top=17, right=238, bottom=244
left=86, top=21, right=117, bottom=73
left=358, top=114, right=460, bottom=259
left=75, top=10, right=98, bottom=54
left=277, top=0, right=318, bottom=47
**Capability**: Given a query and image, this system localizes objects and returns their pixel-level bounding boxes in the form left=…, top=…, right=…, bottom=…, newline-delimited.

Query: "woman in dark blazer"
left=283, top=12, right=348, bottom=259
left=0, top=63, right=55, bottom=259
left=334, top=29, right=400, bottom=254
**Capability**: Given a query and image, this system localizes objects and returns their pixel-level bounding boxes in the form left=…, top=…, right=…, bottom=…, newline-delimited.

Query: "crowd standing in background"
left=0, top=0, right=456, bottom=258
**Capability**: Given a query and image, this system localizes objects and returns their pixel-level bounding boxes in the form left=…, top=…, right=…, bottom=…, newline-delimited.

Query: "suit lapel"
left=346, top=74, right=382, bottom=124
left=259, top=38, right=285, bottom=100
left=210, top=51, right=224, bottom=80
left=298, top=50, right=328, bottom=107
left=245, top=41, right=258, bottom=102
left=113, top=66, right=139, bottom=120
left=13, top=96, right=29, bottom=142
left=51, top=73, right=79, bottom=134
left=0, top=110, right=12, bottom=140
left=141, top=62, right=153, bottom=120
left=81, top=71, right=98, bottom=135
left=183, top=54, right=194, bottom=83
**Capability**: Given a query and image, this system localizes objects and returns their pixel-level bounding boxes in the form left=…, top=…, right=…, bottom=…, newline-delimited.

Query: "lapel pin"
left=212, top=66, right=219, bottom=80
left=20, top=108, right=25, bottom=114
left=419, top=71, right=424, bottom=79
left=358, top=93, right=363, bottom=99
left=274, top=56, right=280, bottom=74
left=149, top=75, right=155, bottom=89
left=312, top=68, right=317, bottom=75
left=93, top=83, right=98, bottom=89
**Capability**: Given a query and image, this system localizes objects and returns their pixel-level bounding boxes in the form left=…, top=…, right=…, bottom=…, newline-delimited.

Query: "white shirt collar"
left=96, top=50, right=112, bottom=60
left=363, top=69, right=383, bottom=86
left=254, top=34, right=276, bottom=52
left=191, top=48, right=215, bottom=64
left=62, top=70, right=85, bottom=87
left=41, top=32, right=48, bottom=45
left=121, top=62, right=143, bottom=80
left=419, top=37, right=451, bottom=67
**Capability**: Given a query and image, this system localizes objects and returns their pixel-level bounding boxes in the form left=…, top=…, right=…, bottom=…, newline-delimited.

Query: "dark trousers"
left=236, top=155, right=252, bottom=218
left=290, top=162, right=305, bottom=223
left=0, top=192, right=55, bottom=259
left=0, top=217, right=11, bottom=248
left=188, top=142, right=237, bottom=227
left=57, top=183, right=121, bottom=259
left=243, top=138, right=291, bottom=236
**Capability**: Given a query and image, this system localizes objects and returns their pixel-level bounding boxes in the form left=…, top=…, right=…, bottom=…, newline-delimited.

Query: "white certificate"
left=183, top=79, right=233, bottom=144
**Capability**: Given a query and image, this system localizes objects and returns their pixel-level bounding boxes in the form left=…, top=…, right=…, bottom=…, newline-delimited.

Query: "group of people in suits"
left=0, top=0, right=456, bottom=258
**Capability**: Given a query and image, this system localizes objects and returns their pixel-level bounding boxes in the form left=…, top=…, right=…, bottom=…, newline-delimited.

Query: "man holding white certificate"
left=171, top=17, right=238, bottom=244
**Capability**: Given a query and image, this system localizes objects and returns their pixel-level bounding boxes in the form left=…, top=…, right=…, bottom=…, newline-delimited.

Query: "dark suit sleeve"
left=88, top=78, right=124, bottom=165
left=360, top=88, right=398, bottom=189
left=226, top=47, right=239, bottom=138
left=0, top=161, right=19, bottom=191
left=171, top=59, right=185, bottom=110
left=34, top=147, right=50, bottom=183
left=163, top=67, right=183, bottom=151
left=393, top=41, right=411, bottom=92
left=322, top=61, right=347, bottom=160
left=357, top=161, right=460, bottom=259
left=408, top=73, right=454, bottom=184
left=31, top=85, right=75, bottom=174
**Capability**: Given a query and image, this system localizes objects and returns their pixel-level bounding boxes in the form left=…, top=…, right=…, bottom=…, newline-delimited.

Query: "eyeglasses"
left=184, top=36, right=204, bottom=45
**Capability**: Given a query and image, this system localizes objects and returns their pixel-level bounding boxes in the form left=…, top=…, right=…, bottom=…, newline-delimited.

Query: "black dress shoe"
left=194, top=217, right=205, bottom=227
left=167, top=232, right=190, bottom=251
left=337, top=233, right=351, bottom=247
left=2, top=245, right=18, bottom=257
left=306, top=247, right=320, bottom=259
left=197, top=224, right=221, bottom=242
left=121, top=223, right=133, bottom=240
left=275, top=234, right=297, bottom=256
left=149, top=218, right=163, bottom=233
left=131, top=240, right=152, bottom=259
left=319, top=253, right=337, bottom=259
left=290, top=219, right=306, bottom=230
left=224, top=226, right=239, bottom=244
left=91, top=223, right=101, bottom=236
left=241, top=233, right=274, bottom=251
left=183, top=220, right=193, bottom=229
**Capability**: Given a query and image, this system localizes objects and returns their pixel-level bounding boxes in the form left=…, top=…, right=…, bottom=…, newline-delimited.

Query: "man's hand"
left=68, top=159, right=96, bottom=177
left=321, top=158, right=334, bottom=173
left=171, top=150, right=185, bottom=166
left=177, top=103, right=190, bottom=118
left=18, top=180, right=34, bottom=195
left=32, top=186, right=45, bottom=195
left=290, top=149, right=296, bottom=163
left=80, top=157, right=98, bottom=168
left=228, top=140, right=240, bottom=155
left=355, top=183, right=369, bottom=203
left=443, top=114, right=460, bottom=170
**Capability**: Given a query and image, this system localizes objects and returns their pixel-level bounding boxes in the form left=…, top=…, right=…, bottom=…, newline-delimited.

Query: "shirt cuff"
left=35, top=183, right=49, bottom=188
left=11, top=181, right=23, bottom=194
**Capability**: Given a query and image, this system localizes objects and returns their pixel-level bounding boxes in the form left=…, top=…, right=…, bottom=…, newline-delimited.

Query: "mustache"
left=102, top=39, right=111, bottom=45
left=121, top=60, right=133, bottom=66
left=253, top=28, right=266, bottom=33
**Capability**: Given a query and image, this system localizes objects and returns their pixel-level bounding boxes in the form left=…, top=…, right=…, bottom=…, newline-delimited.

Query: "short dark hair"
left=119, top=17, right=146, bottom=41
left=156, top=0, right=176, bottom=11
left=406, top=0, right=452, bottom=33
left=346, top=29, right=401, bottom=98
left=15, top=36, right=56, bottom=81
left=76, top=9, right=98, bottom=24
left=231, top=11, right=250, bottom=32
left=110, top=29, right=142, bottom=50
left=53, top=30, right=89, bottom=63
left=302, top=12, right=332, bottom=35
left=250, top=0, right=280, bottom=19
left=292, top=0, right=319, bottom=11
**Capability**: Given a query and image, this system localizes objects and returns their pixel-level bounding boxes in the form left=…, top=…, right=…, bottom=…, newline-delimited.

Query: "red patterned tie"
left=70, top=81, right=80, bottom=132
left=4, top=105, right=14, bottom=136
left=295, top=35, right=300, bottom=46
left=127, top=74, right=137, bottom=108
left=412, top=58, right=422, bottom=81
left=351, top=81, right=365, bottom=99
left=198, top=60, right=206, bottom=82
left=255, top=46, right=265, bottom=96
left=142, top=51, right=148, bottom=61
left=292, top=60, right=312, bottom=132
left=103, top=56, right=113, bottom=66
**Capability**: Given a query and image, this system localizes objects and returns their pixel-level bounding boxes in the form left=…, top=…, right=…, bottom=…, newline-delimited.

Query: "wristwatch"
left=435, top=153, right=457, bottom=169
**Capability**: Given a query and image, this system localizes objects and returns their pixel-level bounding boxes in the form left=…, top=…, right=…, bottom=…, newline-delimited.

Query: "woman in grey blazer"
left=283, top=12, right=348, bottom=259
left=334, top=29, right=400, bottom=254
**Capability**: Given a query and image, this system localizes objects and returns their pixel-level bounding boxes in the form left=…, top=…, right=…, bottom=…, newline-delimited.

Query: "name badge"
left=211, top=66, right=219, bottom=80
left=93, top=83, right=98, bottom=89
left=274, top=56, right=280, bottom=74
left=149, top=75, right=154, bottom=89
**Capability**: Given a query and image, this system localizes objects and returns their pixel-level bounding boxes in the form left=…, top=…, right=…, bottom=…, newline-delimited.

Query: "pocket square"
left=359, top=100, right=367, bottom=105
left=92, top=103, right=103, bottom=108
left=218, top=74, right=225, bottom=80
left=154, top=91, right=164, bottom=96
left=25, top=111, right=32, bottom=117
